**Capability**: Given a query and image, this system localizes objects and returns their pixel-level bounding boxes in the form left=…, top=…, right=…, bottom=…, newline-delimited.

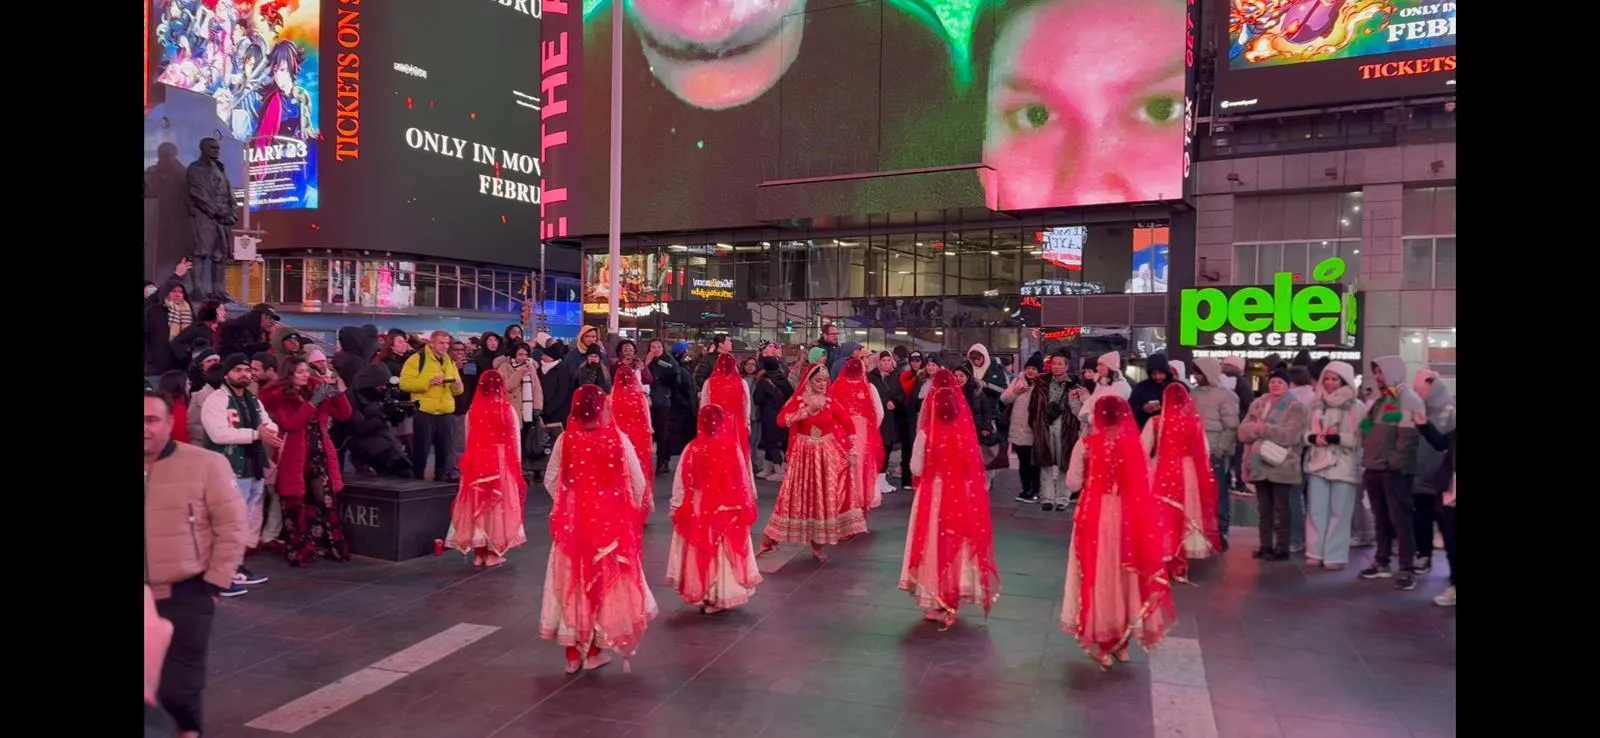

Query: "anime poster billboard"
left=153, top=1, right=320, bottom=211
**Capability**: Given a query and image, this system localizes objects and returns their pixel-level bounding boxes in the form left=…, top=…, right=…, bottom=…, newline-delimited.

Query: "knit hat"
left=807, top=346, right=827, bottom=364
left=671, top=340, right=690, bottom=357
left=757, top=339, right=775, bottom=352
left=1098, top=351, right=1121, bottom=372
left=306, top=347, right=328, bottom=364
left=1268, top=368, right=1291, bottom=386
left=219, top=353, right=251, bottom=374
left=584, top=343, right=604, bottom=357
left=1024, top=353, right=1045, bottom=371
left=190, top=348, right=219, bottom=370
left=908, top=351, right=924, bottom=362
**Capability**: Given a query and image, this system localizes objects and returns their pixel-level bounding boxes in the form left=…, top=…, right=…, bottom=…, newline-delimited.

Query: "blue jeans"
left=1211, top=456, right=1231, bottom=535
left=235, top=477, right=267, bottom=548
left=1289, top=482, right=1306, bottom=549
left=1305, top=476, right=1358, bottom=565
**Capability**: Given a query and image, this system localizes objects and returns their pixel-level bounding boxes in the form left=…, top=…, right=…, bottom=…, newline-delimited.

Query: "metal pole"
left=606, top=0, right=624, bottom=336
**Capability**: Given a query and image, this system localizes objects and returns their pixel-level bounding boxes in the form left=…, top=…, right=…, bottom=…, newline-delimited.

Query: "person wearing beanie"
left=1077, top=351, right=1131, bottom=425
left=1000, top=351, right=1054, bottom=504
left=1129, top=353, right=1176, bottom=429
left=305, top=347, right=332, bottom=380
left=564, top=325, right=606, bottom=374
left=200, top=352, right=281, bottom=593
left=1238, top=367, right=1308, bottom=561
left=217, top=304, right=278, bottom=359
left=576, top=342, right=613, bottom=392
left=1290, top=349, right=1312, bottom=368
left=868, top=351, right=909, bottom=493
left=1189, top=357, right=1240, bottom=549
left=270, top=327, right=308, bottom=364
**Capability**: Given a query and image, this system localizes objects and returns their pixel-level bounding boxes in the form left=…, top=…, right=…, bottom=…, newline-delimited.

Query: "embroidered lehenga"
left=668, top=405, right=763, bottom=612
left=760, top=363, right=867, bottom=561
left=446, top=371, right=528, bottom=565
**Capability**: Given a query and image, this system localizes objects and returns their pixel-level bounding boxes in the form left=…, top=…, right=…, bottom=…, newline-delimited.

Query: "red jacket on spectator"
left=259, top=377, right=353, bottom=500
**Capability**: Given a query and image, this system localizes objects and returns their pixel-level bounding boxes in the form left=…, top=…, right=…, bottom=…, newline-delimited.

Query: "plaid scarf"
left=166, top=301, right=191, bottom=339
left=1359, top=386, right=1403, bottom=435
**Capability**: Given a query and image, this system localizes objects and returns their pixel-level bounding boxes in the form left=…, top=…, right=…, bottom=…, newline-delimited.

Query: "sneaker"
left=1413, top=555, right=1433, bottom=574
left=1015, top=492, right=1039, bottom=503
left=1288, top=544, right=1306, bottom=554
left=1394, top=574, right=1417, bottom=591
left=236, top=567, right=268, bottom=586
left=1041, top=502, right=1055, bottom=512
left=1359, top=563, right=1393, bottom=579
left=1432, top=586, right=1456, bottom=607
left=1349, top=537, right=1376, bottom=548
left=1219, top=536, right=1230, bottom=552
left=219, top=582, right=250, bottom=598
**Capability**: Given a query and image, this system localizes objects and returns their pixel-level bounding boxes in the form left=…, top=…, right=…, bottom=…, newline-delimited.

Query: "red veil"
left=672, top=405, right=761, bottom=599
left=460, top=370, right=527, bottom=508
left=1072, top=395, right=1174, bottom=652
left=611, top=365, right=654, bottom=489
left=828, top=358, right=885, bottom=505
left=704, top=354, right=751, bottom=459
left=908, top=387, right=1000, bottom=615
left=1152, top=383, right=1221, bottom=562
left=548, top=386, right=650, bottom=654
left=918, top=368, right=970, bottom=433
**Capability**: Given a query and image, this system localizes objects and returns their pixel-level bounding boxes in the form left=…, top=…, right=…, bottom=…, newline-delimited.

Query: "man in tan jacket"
left=144, top=388, right=246, bottom=738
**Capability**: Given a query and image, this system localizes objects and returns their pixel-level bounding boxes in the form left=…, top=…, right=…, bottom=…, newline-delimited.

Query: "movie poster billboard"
left=153, top=0, right=321, bottom=211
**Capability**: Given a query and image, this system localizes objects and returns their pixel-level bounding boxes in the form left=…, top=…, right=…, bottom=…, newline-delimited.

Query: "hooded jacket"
left=1128, top=353, right=1175, bottom=428
left=829, top=341, right=863, bottom=381
left=1411, top=373, right=1455, bottom=494
left=562, top=325, right=604, bottom=374
left=337, top=363, right=411, bottom=475
left=332, top=325, right=380, bottom=385
left=270, top=325, right=309, bottom=363
left=965, top=343, right=1009, bottom=402
left=1190, top=358, right=1240, bottom=459
left=1304, top=361, right=1363, bottom=485
left=1359, top=355, right=1425, bottom=474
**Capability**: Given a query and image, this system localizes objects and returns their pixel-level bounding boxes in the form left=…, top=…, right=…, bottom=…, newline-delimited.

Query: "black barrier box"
left=339, top=478, right=458, bottom=562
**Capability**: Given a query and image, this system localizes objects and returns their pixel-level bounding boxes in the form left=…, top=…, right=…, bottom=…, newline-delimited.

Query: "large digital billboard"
left=239, top=0, right=546, bottom=267
left=154, top=0, right=322, bottom=211
left=570, top=0, right=1194, bottom=235
left=1213, top=0, right=1457, bottom=113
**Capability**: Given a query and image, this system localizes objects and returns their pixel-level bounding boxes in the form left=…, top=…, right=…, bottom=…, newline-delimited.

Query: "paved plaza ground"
left=199, top=470, right=1456, bottom=738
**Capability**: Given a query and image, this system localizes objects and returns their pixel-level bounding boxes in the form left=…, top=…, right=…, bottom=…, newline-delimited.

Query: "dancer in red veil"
left=702, top=353, right=756, bottom=488
left=759, top=363, right=867, bottom=563
left=901, top=386, right=1001, bottom=629
left=829, top=358, right=886, bottom=517
left=668, top=404, right=763, bottom=613
left=539, top=386, right=658, bottom=673
left=1142, top=383, right=1221, bottom=582
left=1061, top=395, right=1176, bottom=669
left=446, top=371, right=528, bottom=567
left=611, top=365, right=656, bottom=524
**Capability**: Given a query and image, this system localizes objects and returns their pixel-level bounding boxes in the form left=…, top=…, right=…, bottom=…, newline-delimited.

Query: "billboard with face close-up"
left=1213, top=0, right=1457, bottom=113
left=570, top=0, right=1195, bottom=235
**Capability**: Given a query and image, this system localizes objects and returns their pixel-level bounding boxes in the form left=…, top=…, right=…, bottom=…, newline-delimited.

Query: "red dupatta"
left=828, top=358, right=885, bottom=501
left=908, top=388, right=999, bottom=615
left=1151, top=383, right=1221, bottom=564
left=460, top=371, right=527, bottom=508
left=548, top=386, right=648, bottom=653
left=611, top=365, right=654, bottom=484
left=704, top=353, right=750, bottom=456
left=672, top=405, right=760, bottom=598
left=1072, top=395, right=1174, bottom=651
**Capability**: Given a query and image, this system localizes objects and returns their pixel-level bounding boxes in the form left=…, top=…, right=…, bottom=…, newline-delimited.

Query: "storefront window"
left=437, top=265, right=459, bottom=309
left=1403, top=238, right=1456, bottom=289
left=1234, top=191, right=1364, bottom=244
left=1401, top=327, right=1456, bottom=392
left=1234, top=240, right=1360, bottom=285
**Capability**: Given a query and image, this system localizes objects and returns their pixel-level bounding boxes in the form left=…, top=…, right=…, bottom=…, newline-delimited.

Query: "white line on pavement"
left=245, top=623, right=502, bottom=734
left=1148, top=636, right=1219, bottom=738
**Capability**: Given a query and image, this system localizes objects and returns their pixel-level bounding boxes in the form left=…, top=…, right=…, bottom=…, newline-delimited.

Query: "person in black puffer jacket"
left=332, top=325, right=380, bottom=385
left=337, top=363, right=413, bottom=477
left=1129, top=353, right=1176, bottom=429
left=752, top=356, right=794, bottom=481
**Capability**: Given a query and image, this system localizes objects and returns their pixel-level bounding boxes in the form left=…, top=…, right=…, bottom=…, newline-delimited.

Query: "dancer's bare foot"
left=938, top=611, right=958, bottom=632
left=583, top=652, right=613, bottom=671
left=1114, top=647, right=1130, bottom=663
left=485, top=554, right=507, bottom=567
left=811, top=544, right=828, bottom=564
left=757, top=537, right=779, bottom=557
left=702, top=605, right=725, bottom=615
left=473, top=554, right=485, bottom=567
left=923, top=609, right=944, bottom=622
left=1093, top=651, right=1114, bottom=669
left=564, top=657, right=581, bottom=674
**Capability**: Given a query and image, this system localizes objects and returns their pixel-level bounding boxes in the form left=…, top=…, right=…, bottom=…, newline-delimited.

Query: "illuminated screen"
left=1213, top=0, right=1456, bottom=113
left=251, top=0, right=545, bottom=266
left=153, top=0, right=322, bottom=210
left=572, top=0, right=1193, bottom=235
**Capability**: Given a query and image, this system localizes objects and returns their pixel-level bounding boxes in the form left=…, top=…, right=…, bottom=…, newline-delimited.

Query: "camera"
left=380, top=376, right=420, bottom=425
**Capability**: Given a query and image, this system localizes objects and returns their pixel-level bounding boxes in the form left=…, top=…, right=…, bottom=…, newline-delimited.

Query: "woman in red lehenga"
left=1141, top=383, right=1221, bottom=582
left=446, top=371, right=528, bottom=567
left=901, top=386, right=1001, bottom=629
left=668, top=404, right=763, bottom=613
left=759, top=363, right=868, bottom=563
left=539, top=385, right=658, bottom=673
left=611, top=365, right=656, bottom=524
left=828, top=358, right=885, bottom=517
left=1061, top=395, right=1175, bottom=669
left=701, top=353, right=756, bottom=488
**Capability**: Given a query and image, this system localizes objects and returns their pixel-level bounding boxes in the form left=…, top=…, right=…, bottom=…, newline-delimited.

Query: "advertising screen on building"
left=153, top=0, right=322, bottom=211
left=1213, top=0, right=1456, bottom=113
left=566, top=0, right=1196, bottom=235
left=241, top=0, right=545, bottom=267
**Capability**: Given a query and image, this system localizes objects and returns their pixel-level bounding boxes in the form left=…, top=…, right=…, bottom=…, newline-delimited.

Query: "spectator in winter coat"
left=1190, top=358, right=1239, bottom=549
left=1357, top=354, right=1426, bottom=591
left=1220, top=355, right=1254, bottom=492
left=216, top=304, right=278, bottom=358
left=1128, top=353, right=1176, bottom=429
left=338, top=363, right=413, bottom=477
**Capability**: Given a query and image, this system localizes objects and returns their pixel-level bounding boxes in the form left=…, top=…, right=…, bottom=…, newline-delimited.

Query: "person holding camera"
left=398, top=331, right=466, bottom=482
left=259, top=357, right=354, bottom=567
left=337, top=363, right=414, bottom=477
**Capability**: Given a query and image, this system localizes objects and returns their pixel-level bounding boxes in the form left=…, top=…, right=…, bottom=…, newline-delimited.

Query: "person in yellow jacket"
left=399, top=330, right=465, bottom=481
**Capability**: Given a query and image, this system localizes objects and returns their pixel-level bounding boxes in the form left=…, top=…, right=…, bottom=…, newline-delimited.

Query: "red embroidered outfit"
left=901, top=387, right=1000, bottom=622
left=762, top=363, right=868, bottom=546
left=828, top=358, right=885, bottom=515
left=702, top=353, right=755, bottom=487
left=446, top=371, right=528, bottom=562
left=611, top=365, right=656, bottom=522
left=1143, top=383, right=1220, bottom=579
left=668, top=405, right=763, bottom=610
left=1061, top=395, right=1175, bottom=666
left=539, top=386, right=658, bottom=669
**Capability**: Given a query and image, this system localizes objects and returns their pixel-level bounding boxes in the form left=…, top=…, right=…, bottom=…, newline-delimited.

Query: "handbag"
left=1257, top=439, right=1290, bottom=466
